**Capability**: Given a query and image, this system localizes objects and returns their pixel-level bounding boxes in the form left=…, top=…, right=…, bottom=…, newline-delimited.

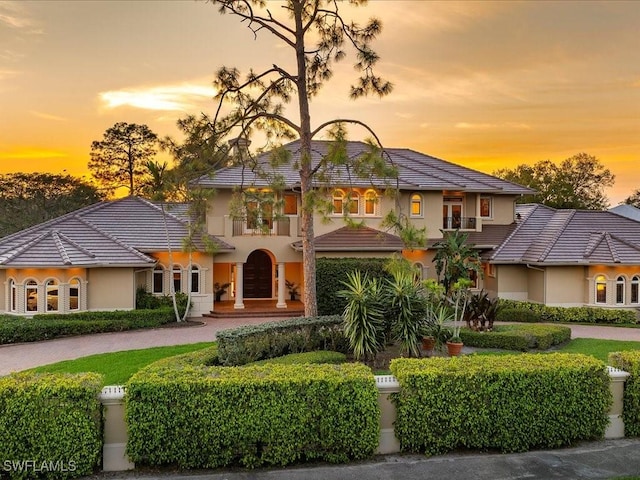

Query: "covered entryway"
left=243, top=250, right=273, bottom=298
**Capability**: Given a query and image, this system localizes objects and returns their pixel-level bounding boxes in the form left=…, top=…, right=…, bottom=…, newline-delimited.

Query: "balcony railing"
left=232, top=217, right=291, bottom=237
left=442, top=216, right=477, bottom=230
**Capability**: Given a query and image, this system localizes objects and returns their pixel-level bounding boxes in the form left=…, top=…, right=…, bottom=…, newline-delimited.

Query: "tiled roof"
left=0, top=197, right=233, bottom=268
left=196, top=140, right=533, bottom=195
left=488, top=204, right=640, bottom=265
left=290, top=225, right=404, bottom=252
left=610, top=204, right=640, bottom=222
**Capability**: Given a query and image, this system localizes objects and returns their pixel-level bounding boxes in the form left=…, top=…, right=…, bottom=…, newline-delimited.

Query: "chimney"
left=228, top=137, right=251, bottom=161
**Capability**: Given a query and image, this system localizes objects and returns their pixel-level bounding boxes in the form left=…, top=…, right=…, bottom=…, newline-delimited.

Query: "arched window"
left=347, top=191, right=360, bottom=214
left=413, top=262, right=424, bottom=281
left=45, top=279, right=58, bottom=312
left=25, top=280, right=38, bottom=312
left=616, top=276, right=626, bottom=305
left=173, top=265, right=182, bottom=293
left=8, top=278, right=16, bottom=312
left=410, top=193, right=423, bottom=217
left=364, top=190, right=377, bottom=216
left=153, top=266, right=164, bottom=294
left=190, top=265, right=200, bottom=294
left=595, top=275, right=607, bottom=304
left=69, top=278, right=80, bottom=311
left=332, top=190, right=344, bottom=215
left=632, top=276, right=640, bottom=304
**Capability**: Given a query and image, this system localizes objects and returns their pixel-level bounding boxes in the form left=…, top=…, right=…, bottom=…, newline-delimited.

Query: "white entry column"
left=234, top=262, right=245, bottom=309
left=276, top=262, right=287, bottom=309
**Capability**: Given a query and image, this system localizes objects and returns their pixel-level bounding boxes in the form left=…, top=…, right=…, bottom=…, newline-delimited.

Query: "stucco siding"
left=496, top=265, right=529, bottom=301
left=545, top=267, right=587, bottom=306
left=527, top=268, right=545, bottom=303
left=87, top=268, right=135, bottom=310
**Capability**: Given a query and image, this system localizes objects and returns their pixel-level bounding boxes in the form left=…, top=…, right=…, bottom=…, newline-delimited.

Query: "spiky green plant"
left=338, top=271, right=385, bottom=362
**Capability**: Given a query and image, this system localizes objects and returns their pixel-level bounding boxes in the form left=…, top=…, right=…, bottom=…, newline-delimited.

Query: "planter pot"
left=421, top=336, right=436, bottom=351
left=446, top=341, right=464, bottom=357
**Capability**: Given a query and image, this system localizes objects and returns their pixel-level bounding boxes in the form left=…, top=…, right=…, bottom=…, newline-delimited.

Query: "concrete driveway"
left=2, top=321, right=640, bottom=377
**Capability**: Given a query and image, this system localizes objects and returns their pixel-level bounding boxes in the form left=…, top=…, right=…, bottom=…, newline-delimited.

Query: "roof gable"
left=291, top=225, right=404, bottom=252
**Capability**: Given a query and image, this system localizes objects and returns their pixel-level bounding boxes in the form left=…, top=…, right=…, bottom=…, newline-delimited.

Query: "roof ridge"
left=387, top=150, right=464, bottom=189
left=534, top=209, right=576, bottom=262
left=489, top=204, right=543, bottom=259
left=0, top=231, right=50, bottom=265
left=135, top=196, right=190, bottom=227
left=604, top=232, right=621, bottom=263
left=56, top=230, right=97, bottom=259
left=76, top=216, right=155, bottom=263
left=51, top=230, right=72, bottom=265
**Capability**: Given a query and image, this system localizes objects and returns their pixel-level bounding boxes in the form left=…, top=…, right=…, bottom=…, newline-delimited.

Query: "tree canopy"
left=88, top=122, right=159, bottom=196
left=623, top=189, right=640, bottom=208
left=184, top=0, right=394, bottom=316
left=493, top=153, right=614, bottom=210
left=0, top=173, right=104, bottom=237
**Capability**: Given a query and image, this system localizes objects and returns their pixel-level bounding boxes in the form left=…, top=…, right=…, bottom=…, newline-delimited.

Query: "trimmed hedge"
left=0, top=309, right=175, bottom=344
left=498, top=300, right=637, bottom=324
left=0, top=372, right=103, bottom=479
left=216, top=315, right=348, bottom=366
left=390, top=353, right=611, bottom=455
left=609, top=351, right=640, bottom=436
left=250, top=350, right=346, bottom=366
left=125, top=362, right=379, bottom=468
left=317, top=257, right=391, bottom=315
left=460, top=324, right=571, bottom=351
left=496, top=307, right=541, bottom=323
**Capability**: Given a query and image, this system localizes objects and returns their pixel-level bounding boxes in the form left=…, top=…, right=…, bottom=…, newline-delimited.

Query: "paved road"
left=2, top=321, right=640, bottom=376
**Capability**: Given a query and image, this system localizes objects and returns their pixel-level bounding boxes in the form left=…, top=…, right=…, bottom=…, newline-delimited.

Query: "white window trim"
left=616, top=276, right=626, bottom=305
left=480, top=196, right=493, bottom=219
left=410, top=193, right=423, bottom=218
left=595, top=275, right=607, bottom=304
left=632, top=276, right=640, bottom=304
left=363, top=190, right=380, bottom=217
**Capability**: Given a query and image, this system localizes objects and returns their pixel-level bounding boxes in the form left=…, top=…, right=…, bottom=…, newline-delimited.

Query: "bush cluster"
left=0, top=309, right=175, bottom=344
left=496, top=307, right=541, bottom=323
left=249, top=350, right=346, bottom=366
left=460, top=324, right=571, bottom=351
left=497, top=300, right=637, bottom=324
left=135, top=288, right=190, bottom=316
left=125, top=362, right=379, bottom=469
left=216, top=315, right=348, bottom=366
left=317, top=257, right=391, bottom=315
left=0, top=372, right=104, bottom=479
left=390, top=353, right=611, bottom=455
left=608, top=351, right=640, bottom=436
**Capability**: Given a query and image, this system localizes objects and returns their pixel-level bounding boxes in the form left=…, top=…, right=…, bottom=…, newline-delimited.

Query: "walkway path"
left=2, top=321, right=640, bottom=376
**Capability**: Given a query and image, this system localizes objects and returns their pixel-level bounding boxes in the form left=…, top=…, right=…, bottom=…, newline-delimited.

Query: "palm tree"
left=433, top=230, right=482, bottom=295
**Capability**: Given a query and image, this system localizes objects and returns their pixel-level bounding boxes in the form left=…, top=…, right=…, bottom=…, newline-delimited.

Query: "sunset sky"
left=1, top=0, right=638, bottom=205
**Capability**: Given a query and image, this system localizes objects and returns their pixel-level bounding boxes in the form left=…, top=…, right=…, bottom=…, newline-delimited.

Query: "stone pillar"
left=234, top=262, right=245, bottom=309
left=607, top=365, right=631, bottom=439
left=375, top=375, right=401, bottom=454
left=99, top=386, right=134, bottom=472
left=276, top=262, right=287, bottom=309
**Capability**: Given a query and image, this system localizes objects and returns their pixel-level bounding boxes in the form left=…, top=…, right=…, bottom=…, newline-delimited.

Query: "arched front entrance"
left=243, top=250, right=273, bottom=298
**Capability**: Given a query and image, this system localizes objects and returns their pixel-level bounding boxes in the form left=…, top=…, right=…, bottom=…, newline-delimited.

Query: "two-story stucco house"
left=2, top=139, right=640, bottom=316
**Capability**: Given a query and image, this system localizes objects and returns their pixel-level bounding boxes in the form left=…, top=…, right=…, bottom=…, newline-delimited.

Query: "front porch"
left=205, top=299, right=305, bottom=319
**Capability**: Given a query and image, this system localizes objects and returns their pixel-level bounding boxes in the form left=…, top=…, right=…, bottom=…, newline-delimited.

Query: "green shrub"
left=609, top=351, right=640, bottom=436
left=317, top=257, right=391, bottom=315
left=126, top=362, right=379, bottom=468
left=0, top=309, right=175, bottom=344
left=135, top=288, right=190, bottom=316
left=460, top=324, right=571, bottom=351
left=250, top=350, right=346, bottom=366
left=0, top=372, right=103, bottom=479
left=497, top=307, right=541, bottom=323
left=498, top=300, right=636, bottom=324
left=390, top=353, right=611, bottom=455
left=216, top=315, right=348, bottom=366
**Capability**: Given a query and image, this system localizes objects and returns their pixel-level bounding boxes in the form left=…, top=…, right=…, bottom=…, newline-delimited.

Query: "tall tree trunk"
left=294, top=2, right=317, bottom=317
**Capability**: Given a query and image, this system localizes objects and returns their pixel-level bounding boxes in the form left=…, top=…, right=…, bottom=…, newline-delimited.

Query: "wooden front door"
left=243, top=250, right=273, bottom=298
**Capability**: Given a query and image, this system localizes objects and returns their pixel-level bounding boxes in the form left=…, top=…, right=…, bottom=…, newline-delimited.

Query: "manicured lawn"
left=556, top=338, right=640, bottom=363
left=28, top=342, right=215, bottom=385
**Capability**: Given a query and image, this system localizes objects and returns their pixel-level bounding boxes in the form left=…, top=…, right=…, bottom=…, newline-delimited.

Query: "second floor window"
left=332, top=190, right=359, bottom=216
left=480, top=197, right=492, bottom=218
left=410, top=193, right=423, bottom=217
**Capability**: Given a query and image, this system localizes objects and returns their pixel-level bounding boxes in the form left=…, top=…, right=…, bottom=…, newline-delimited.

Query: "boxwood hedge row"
left=0, top=309, right=176, bottom=344
left=125, top=362, right=379, bottom=469
left=608, top=351, right=640, bottom=436
left=0, top=372, right=103, bottom=479
left=216, top=315, right=348, bottom=366
left=497, top=300, right=637, bottom=324
left=390, top=353, right=611, bottom=455
left=460, top=324, right=571, bottom=351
